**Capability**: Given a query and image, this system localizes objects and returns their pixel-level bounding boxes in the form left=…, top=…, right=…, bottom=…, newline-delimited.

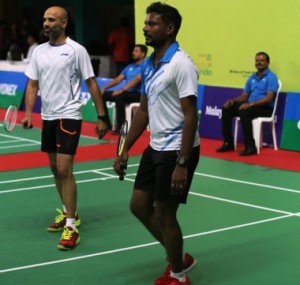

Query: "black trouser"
left=102, top=91, right=141, bottom=129
left=221, top=102, right=273, bottom=147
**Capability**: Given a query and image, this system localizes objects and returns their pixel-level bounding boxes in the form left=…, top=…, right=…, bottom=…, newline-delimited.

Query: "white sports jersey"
left=25, top=37, right=94, bottom=120
left=141, top=42, right=200, bottom=151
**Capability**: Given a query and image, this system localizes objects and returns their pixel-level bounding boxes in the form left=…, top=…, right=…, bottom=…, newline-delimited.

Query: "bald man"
left=22, top=6, right=109, bottom=250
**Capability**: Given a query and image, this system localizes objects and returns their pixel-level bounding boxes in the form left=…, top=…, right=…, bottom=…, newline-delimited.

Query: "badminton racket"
left=3, top=104, right=33, bottom=132
left=116, top=120, right=128, bottom=181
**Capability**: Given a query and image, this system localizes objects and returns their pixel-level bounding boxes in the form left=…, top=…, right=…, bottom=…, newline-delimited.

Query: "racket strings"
left=4, top=105, right=18, bottom=132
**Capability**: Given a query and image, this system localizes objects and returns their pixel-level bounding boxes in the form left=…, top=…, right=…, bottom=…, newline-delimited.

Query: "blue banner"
left=0, top=71, right=28, bottom=108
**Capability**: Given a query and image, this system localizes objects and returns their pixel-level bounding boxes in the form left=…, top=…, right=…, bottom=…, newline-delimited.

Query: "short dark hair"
left=256, top=51, right=270, bottom=63
left=146, top=2, right=182, bottom=37
left=135, top=44, right=148, bottom=56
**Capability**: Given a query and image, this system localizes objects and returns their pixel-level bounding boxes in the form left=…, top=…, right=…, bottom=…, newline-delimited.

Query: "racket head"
left=117, top=120, right=128, bottom=157
left=4, top=104, right=18, bottom=132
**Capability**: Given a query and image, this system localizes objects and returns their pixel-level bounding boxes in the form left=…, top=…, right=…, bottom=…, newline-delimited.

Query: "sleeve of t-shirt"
left=267, top=74, right=279, bottom=92
left=174, top=55, right=199, bottom=98
left=77, top=47, right=95, bottom=80
left=25, top=48, right=39, bottom=80
left=244, top=76, right=253, bottom=93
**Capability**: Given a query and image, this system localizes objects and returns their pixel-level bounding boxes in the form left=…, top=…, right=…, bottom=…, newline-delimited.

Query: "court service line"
left=0, top=213, right=292, bottom=274
left=0, top=165, right=140, bottom=185
left=0, top=175, right=136, bottom=194
left=190, top=192, right=293, bottom=215
left=195, top=172, right=300, bottom=194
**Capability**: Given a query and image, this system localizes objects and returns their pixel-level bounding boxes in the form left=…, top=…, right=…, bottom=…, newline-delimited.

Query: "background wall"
left=135, top=0, right=300, bottom=93
left=134, top=0, right=300, bottom=151
left=0, top=0, right=134, bottom=52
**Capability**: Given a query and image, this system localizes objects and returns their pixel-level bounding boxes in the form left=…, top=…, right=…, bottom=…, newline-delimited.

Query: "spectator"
left=108, top=17, right=134, bottom=75
left=24, top=30, right=39, bottom=62
left=216, top=52, right=279, bottom=156
left=101, top=44, right=148, bottom=134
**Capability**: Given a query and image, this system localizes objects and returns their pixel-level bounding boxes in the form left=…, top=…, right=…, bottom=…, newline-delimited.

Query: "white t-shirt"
left=25, top=37, right=94, bottom=120
left=142, top=43, right=200, bottom=151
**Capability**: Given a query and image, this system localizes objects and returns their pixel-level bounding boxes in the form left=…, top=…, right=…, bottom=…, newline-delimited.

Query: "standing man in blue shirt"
left=113, top=2, right=199, bottom=285
left=216, top=51, right=279, bottom=156
left=101, top=44, right=147, bottom=134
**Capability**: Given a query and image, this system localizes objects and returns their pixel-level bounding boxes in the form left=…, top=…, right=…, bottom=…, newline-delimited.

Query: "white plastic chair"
left=233, top=79, right=282, bottom=154
left=112, top=102, right=140, bottom=130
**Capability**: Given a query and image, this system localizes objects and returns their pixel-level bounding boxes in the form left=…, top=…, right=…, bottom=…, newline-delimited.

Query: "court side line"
left=0, top=143, right=40, bottom=150
left=1, top=168, right=299, bottom=195
left=195, top=172, right=300, bottom=194
left=0, top=174, right=137, bottom=194
left=190, top=192, right=293, bottom=215
left=0, top=214, right=292, bottom=274
left=0, top=165, right=140, bottom=185
left=0, top=139, right=17, bottom=144
left=0, top=133, right=40, bottom=144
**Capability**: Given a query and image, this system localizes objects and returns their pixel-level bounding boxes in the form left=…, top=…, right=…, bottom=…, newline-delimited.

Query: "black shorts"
left=41, top=119, right=82, bottom=155
left=134, top=145, right=200, bottom=204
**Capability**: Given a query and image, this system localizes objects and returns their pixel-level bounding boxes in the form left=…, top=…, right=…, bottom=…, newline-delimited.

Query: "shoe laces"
left=54, top=209, right=66, bottom=223
left=61, top=227, right=76, bottom=240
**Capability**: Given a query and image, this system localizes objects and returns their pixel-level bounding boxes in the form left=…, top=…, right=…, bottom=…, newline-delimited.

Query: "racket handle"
left=119, top=162, right=126, bottom=181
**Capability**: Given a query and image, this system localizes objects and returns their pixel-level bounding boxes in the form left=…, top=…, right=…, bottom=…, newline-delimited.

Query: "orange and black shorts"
left=41, top=119, right=82, bottom=155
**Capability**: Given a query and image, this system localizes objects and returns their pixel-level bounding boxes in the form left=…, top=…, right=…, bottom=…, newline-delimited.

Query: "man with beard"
left=22, top=6, right=109, bottom=250
left=113, top=2, right=199, bottom=285
left=216, top=52, right=279, bottom=156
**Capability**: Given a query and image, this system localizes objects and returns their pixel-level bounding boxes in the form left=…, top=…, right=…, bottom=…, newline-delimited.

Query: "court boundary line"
left=1, top=166, right=300, bottom=195
left=0, top=214, right=292, bottom=274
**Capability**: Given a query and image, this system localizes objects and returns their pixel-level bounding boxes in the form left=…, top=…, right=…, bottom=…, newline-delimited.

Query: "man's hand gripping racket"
left=115, top=120, right=128, bottom=181
left=4, top=105, right=33, bottom=132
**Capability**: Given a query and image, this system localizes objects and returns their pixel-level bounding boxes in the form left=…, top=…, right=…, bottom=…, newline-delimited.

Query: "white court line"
left=0, top=214, right=292, bottom=274
left=195, top=172, right=300, bottom=194
left=1, top=168, right=299, bottom=195
left=0, top=133, right=40, bottom=144
left=0, top=173, right=137, bottom=194
left=0, top=143, right=40, bottom=150
left=190, top=192, right=293, bottom=215
left=0, top=165, right=139, bottom=185
left=0, top=168, right=295, bottom=217
left=0, top=139, right=17, bottom=144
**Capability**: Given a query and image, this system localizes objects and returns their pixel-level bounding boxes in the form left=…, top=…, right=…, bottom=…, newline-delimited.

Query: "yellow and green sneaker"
left=47, top=208, right=81, bottom=232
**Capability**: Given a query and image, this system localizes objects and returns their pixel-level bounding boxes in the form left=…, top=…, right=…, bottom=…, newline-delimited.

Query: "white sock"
left=62, top=205, right=67, bottom=213
left=171, top=271, right=185, bottom=281
left=66, top=218, right=76, bottom=230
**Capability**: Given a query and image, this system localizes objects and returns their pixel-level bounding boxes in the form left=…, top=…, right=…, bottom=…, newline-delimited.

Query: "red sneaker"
left=57, top=226, right=80, bottom=250
left=47, top=209, right=81, bottom=232
left=155, top=274, right=191, bottom=285
left=165, top=253, right=197, bottom=274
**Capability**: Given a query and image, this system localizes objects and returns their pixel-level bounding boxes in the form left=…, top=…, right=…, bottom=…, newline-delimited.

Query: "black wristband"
left=97, top=114, right=109, bottom=124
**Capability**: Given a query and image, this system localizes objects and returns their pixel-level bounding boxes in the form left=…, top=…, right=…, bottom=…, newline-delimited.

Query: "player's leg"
left=130, top=146, right=164, bottom=244
left=130, top=189, right=164, bottom=245
left=154, top=146, right=199, bottom=284
left=56, top=153, right=77, bottom=220
left=55, top=119, right=82, bottom=250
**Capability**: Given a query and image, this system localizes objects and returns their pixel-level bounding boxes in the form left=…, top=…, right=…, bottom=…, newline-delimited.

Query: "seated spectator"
left=101, top=44, right=148, bottom=134
left=216, top=51, right=279, bottom=156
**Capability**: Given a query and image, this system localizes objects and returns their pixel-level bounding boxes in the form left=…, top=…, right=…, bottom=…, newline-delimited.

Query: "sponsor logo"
left=197, top=53, right=213, bottom=76
left=205, top=105, right=222, bottom=119
left=0, top=84, right=18, bottom=96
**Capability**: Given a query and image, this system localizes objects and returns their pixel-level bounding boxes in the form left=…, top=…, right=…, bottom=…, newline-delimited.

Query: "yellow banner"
left=135, top=0, right=300, bottom=92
